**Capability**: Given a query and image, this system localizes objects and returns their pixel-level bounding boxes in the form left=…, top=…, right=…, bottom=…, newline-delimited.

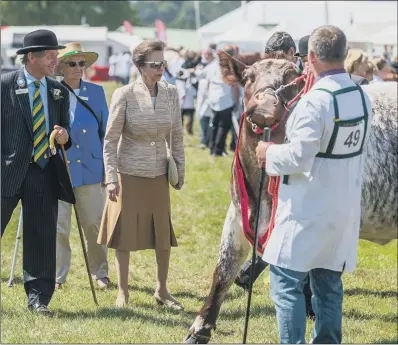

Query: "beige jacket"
left=103, top=77, right=185, bottom=185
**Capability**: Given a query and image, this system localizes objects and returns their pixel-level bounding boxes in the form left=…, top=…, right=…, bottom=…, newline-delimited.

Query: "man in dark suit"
left=1, top=29, right=75, bottom=315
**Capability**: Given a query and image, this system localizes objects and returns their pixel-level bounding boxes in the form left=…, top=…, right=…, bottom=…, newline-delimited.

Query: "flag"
left=155, top=19, right=167, bottom=44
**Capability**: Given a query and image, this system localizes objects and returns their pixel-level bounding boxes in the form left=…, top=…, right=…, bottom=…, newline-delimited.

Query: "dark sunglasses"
left=144, top=60, right=168, bottom=69
left=65, top=61, right=86, bottom=68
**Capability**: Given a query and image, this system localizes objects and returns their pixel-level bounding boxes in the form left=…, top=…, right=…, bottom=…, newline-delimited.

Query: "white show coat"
left=262, top=73, right=373, bottom=273
left=175, top=76, right=197, bottom=109
left=195, top=62, right=214, bottom=119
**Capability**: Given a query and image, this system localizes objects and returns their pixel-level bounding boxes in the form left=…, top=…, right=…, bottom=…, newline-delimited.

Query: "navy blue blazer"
left=65, top=79, right=109, bottom=188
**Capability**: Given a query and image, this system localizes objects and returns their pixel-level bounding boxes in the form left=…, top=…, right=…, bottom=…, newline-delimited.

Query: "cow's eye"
left=249, top=72, right=256, bottom=83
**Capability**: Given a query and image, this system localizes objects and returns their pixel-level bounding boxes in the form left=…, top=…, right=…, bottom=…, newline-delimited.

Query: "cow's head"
left=218, top=51, right=303, bottom=130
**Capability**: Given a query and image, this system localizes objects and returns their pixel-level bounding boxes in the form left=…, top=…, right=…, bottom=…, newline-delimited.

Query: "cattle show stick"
left=242, top=127, right=271, bottom=344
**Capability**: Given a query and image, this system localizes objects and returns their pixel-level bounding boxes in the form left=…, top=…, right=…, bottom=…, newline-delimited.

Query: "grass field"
left=1, top=82, right=397, bottom=344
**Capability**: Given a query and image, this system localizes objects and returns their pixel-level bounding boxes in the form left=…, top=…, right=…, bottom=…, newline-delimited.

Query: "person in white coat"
left=194, top=49, right=215, bottom=148
left=256, top=25, right=373, bottom=344
left=176, top=69, right=197, bottom=135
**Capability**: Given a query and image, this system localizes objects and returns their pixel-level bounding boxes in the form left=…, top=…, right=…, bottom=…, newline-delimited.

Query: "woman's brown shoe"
left=154, top=294, right=184, bottom=311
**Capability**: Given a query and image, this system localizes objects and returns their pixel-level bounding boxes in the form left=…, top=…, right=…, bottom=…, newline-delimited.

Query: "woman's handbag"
left=164, top=80, right=179, bottom=187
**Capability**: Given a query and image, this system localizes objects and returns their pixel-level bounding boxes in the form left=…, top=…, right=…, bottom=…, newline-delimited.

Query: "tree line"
left=1, top=1, right=241, bottom=30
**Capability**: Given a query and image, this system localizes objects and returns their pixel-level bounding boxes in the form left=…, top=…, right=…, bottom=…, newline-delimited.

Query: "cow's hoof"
left=183, top=332, right=210, bottom=344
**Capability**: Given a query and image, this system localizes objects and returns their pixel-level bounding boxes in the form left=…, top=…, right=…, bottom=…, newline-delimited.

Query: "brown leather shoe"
left=55, top=282, right=62, bottom=290
left=154, top=293, right=184, bottom=311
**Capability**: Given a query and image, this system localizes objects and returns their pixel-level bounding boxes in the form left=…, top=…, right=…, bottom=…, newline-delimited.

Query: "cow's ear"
left=218, top=50, right=247, bottom=86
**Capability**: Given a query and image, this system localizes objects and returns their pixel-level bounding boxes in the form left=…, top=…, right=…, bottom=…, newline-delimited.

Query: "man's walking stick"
left=50, top=131, right=98, bottom=305
left=7, top=208, right=23, bottom=287
left=242, top=127, right=270, bottom=344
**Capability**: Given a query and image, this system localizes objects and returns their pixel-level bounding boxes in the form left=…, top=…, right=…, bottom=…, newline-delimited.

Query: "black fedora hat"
left=294, top=35, right=310, bottom=57
left=16, top=29, right=65, bottom=55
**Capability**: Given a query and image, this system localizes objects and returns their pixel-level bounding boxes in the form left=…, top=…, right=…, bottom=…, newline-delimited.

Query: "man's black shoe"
left=28, top=303, right=54, bottom=317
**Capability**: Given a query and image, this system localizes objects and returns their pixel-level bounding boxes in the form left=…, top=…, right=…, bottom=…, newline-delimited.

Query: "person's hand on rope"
left=107, top=182, right=120, bottom=202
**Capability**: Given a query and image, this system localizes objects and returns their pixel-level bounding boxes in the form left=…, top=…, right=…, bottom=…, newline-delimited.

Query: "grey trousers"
left=56, top=183, right=108, bottom=284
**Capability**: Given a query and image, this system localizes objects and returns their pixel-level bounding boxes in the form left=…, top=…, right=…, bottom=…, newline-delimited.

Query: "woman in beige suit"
left=98, top=40, right=185, bottom=309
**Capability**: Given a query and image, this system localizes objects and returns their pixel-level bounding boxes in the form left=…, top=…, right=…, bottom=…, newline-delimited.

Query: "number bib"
left=332, top=118, right=366, bottom=155
left=315, top=85, right=369, bottom=159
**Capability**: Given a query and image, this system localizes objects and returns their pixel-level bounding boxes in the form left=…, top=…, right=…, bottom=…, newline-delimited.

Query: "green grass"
left=1, top=82, right=397, bottom=344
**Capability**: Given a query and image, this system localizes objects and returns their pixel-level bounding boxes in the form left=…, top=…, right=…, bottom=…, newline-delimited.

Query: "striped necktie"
left=32, top=81, right=49, bottom=168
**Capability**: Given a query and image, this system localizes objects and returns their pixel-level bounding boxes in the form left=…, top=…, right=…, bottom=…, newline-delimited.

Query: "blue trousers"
left=270, top=265, right=343, bottom=344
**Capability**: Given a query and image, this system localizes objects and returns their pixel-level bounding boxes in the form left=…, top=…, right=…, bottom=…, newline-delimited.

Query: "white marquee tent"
left=198, top=1, right=398, bottom=50
left=212, top=24, right=270, bottom=53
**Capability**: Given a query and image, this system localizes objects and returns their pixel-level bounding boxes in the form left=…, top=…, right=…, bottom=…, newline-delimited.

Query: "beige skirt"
left=98, top=173, right=178, bottom=251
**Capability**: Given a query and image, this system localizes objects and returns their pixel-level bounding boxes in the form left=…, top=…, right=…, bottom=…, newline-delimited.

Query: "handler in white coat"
left=256, top=25, right=373, bottom=344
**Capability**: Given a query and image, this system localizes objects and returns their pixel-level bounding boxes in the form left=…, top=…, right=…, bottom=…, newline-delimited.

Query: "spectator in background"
left=382, top=45, right=392, bottom=64
left=389, top=58, right=398, bottom=81
left=120, top=51, right=132, bottom=85
left=176, top=68, right=197, bottom=135
left=209, top=43, right=217, bottom=58
left=55, top=42, right=110, bottom=290
left=182, top=50, right=201, bottom=70
left=294, top=35, right=310, bottom=71
left=108, top=53, right=118, bottom=82
left=206, top=45, right=240, bottom=157
left=372, top=56, right=390, bottom=82
left=365, top=61, right=375, bottom=83
left=264, top=31, right=297, bottom=60
left=195, top=48, right=215, bottom=149
left=344, top=48, right=370, bottom=80
left=163, top=64, right=176, bottom=85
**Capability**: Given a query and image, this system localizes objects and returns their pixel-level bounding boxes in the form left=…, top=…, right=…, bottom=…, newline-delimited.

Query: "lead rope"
left=263, top=70, right=315, bottom=249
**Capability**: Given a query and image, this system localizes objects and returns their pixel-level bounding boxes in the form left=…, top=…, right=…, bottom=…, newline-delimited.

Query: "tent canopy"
left=213, top=24, right=270, bottom=53
left=368, top=24, right=397, bottom=46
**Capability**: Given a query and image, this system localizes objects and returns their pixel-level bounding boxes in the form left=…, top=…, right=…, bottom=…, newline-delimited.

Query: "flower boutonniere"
left=50, top=88, right=63, bottom=101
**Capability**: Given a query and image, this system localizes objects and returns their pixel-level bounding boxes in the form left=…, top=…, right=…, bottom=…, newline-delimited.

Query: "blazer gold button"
left=151, top=142, right=155, bottom=146
left=83, top=129, right=86, bottom=133
left=77, top=160, right=81, bottom=163
left=76, top=145, right=80, bottom=148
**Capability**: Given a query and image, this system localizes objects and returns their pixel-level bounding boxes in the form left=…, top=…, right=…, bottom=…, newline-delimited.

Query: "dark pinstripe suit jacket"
left=1, top=68, right=75, bottom=203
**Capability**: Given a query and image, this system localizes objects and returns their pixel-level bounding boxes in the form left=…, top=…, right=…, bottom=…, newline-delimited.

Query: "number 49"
left=344, top=129, right=361, bottom=148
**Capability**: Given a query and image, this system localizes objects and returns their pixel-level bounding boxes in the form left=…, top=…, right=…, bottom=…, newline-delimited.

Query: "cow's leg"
left=184, top=202, right=250, bottom=344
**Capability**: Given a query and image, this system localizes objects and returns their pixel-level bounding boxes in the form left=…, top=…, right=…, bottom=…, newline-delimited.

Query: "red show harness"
left=234, top=71, right=315, bottom=255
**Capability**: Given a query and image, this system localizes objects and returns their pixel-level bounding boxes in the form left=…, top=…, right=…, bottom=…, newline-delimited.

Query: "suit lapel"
left=157, top=80, right=167, bottom=112
left=14, top=69, right=33, bottom=138
left=135, top=78, right=155, bottom=114
left=46, top=78, right=58, bottom=132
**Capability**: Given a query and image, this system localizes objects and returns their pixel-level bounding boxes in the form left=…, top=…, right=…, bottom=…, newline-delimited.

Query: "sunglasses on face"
left=144, top=60, right=168, bottom=69
left=65, top=61, right=86, bottom=68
